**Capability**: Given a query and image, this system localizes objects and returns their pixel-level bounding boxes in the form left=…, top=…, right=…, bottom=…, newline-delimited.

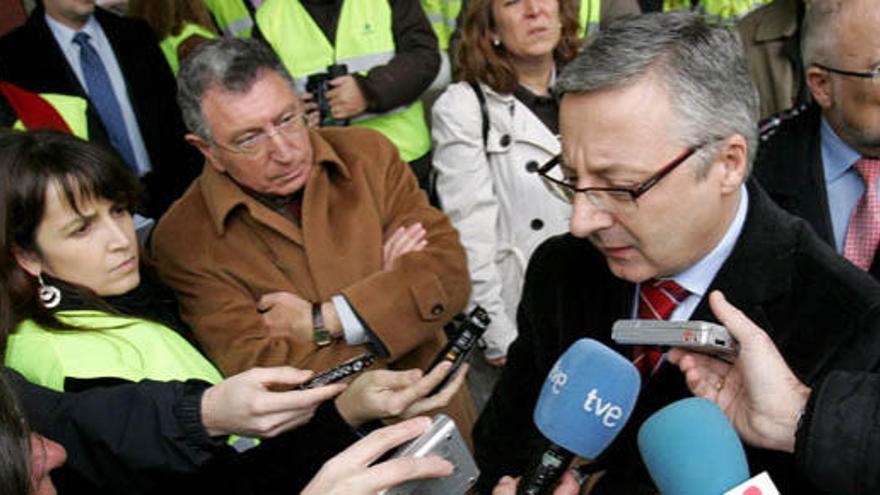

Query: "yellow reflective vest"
left=577, top=0, right=603, bottom=37
left=160, top=22, right=218, bottom=75
left=256, top=0, right=432, bottom=162
left=663, top=0, right=771, bottom=26
left=203, top=0, right=254, bottom=37
left=421, top=0, right=461, bottom=51
left=11, top=92, right=89, bottom=139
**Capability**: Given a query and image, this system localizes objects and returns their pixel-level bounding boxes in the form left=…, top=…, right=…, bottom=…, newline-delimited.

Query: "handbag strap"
left=467, top=80, right=489, bottom=148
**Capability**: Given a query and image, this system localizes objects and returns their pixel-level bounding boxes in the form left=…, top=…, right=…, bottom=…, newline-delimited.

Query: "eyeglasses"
left=211, top=111, right=308, bottom=157
left=813, top=62, right=880, bottom=81
left=535, top=143, right=707, bottom=214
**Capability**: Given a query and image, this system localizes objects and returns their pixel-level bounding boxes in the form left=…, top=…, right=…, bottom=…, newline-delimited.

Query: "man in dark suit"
left=0, top=0, right=201, bottom=217
left=754, top=0, right=880, bottom=276
left=473, top=12, right=880, bottom=494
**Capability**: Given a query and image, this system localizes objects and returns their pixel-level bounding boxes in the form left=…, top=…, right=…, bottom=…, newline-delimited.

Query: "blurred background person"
left=431, top=0, right=578, bottom=409
left=128, top=0, right=218, bottom=75
left=204, top=0, right=257, bottom=38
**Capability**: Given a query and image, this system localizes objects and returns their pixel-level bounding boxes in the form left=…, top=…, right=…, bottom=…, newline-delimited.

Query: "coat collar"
left=200, top=128, right=352, bottom=237
left=753, top=0, right=800, bottom=42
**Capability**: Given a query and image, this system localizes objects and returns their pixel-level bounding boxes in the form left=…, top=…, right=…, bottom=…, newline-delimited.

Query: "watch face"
left=314, top=328, right=333, bottom=346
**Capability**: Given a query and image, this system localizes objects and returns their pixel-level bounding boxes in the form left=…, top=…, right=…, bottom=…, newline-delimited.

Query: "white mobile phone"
left=378, top=414, right=479, bottom=495
left=612, top=319, right=739, bottom=357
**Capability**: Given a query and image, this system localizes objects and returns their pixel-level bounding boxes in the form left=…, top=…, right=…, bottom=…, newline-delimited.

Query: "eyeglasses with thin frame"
left=211, top=110, right=309, bottom=157
left=534, top=143, right=708, bottom=214
left=813, top=62, right=880, bottom=81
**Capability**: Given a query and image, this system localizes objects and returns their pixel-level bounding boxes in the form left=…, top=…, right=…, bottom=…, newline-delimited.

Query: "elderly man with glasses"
left=754, top=0, right=880, bottom=277
left=149, top=38, right=476, bottom=434
left=473, top=11, right=880, bottom=495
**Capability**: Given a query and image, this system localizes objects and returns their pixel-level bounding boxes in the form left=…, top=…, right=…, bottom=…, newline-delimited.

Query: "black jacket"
left=473, top=180, right=880, bottom=494
left=0, top=7, right=202, bottom=217
left=5, top=367, right=360, bottom=495
left=796, top=370, right=880, bottom=493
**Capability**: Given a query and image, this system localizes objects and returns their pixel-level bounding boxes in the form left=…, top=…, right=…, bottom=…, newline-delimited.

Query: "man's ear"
left=13, top=248, right=41, bottom=278
left=716, top=134, right=749, bottom=195
left=186, top=133, right=225, bottom=173
left=806, top=66, right=833, bottom=110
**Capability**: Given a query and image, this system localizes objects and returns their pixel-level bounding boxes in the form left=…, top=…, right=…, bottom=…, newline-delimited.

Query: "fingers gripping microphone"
left=638, top=398, right=750, bottom=495
left=517, top=339, right=641, bottom=495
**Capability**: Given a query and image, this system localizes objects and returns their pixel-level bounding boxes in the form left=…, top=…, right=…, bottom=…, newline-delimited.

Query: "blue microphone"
left=517, top=338, right=641, bottom=495
left=638, top=397, right=749, bottom=494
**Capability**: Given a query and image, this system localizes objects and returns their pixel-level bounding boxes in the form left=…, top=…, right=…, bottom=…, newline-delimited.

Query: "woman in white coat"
left=432, top=0, right=580, bottom=407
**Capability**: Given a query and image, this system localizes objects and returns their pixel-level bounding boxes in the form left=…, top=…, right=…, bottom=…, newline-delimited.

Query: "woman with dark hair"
left=0, top=130, right=464, bottom=494
left=431, top=0, right=578, bottom=406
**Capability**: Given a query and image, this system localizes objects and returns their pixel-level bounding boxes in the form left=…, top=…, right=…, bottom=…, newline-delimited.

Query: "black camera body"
left=305, top=63, right=350, bottom=127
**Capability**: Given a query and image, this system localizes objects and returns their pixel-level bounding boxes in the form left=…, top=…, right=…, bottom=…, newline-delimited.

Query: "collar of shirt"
left=633, top=184, right=750, bottom=320
left=45, top=13, right=103, bottom=88
left=821, top=116, right=862, bottom=183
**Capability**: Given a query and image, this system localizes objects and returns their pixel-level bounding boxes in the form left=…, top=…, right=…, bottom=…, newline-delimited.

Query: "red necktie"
left=632, top=279, right=690, bottom=378
left=844, top=158, right=880, bottom=270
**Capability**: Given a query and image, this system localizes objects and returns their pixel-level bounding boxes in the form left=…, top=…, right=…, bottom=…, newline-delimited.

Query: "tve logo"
left=723, top=472, right=780, bottom=495
left=548, top=362, right=568, bottom=394
left=582, top=388, right=625, bottom=427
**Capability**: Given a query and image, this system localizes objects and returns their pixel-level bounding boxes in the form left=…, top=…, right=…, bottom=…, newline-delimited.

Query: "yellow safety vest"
left=663, top=0, right=771, bottom=26
left=256, top=0, right=432, bottom=162
left=160, top=22, right=218, bottom=75
left=203, top=0, right=254, bottom=37
left=421, top=0, right=461, bottom=51
left=577, top=0, right=603, bottom=37
left=12, top=92, right=89, bottom=139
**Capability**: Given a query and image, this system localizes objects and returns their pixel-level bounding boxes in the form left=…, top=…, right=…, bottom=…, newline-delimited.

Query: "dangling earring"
left=37, top=274, right=61, bottom=309
left=493, top=38, right=501, bottom=47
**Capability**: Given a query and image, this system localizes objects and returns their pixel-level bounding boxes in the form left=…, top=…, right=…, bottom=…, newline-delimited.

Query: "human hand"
left=383, top=223, right=427, bottom=271
left=326, top=75, right=368, bottom=119
left=492, top=470, right=581, bottom=495
left=300, top=91, right=320, bottom=127
left=667, top=291, right=811, bottom=453
left=301, top=417, right=453, bottom=495
left=257, top=291, right=313, bottom=343
left=334, top=361, right=467, bottom=428
left=201, top=367, right=347, bottom=438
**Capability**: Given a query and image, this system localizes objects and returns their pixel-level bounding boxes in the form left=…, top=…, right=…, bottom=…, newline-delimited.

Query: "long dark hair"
left=455, top=0, right=582, bottom=93
left=0, top=370, right=31, bottom=495
left=0, top=130, right=142, bottom=352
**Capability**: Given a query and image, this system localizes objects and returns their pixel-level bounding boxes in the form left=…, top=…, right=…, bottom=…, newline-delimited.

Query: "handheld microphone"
left=638, top=397, right=749, bottom=495
left=517, top=338, right=641, bottom=495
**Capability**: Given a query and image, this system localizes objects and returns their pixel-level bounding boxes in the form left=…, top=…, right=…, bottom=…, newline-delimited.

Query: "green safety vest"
left=160, top=22, right=218, bottom=75
left=4, top=311, right=258, bottom=451
left=203, top=0, right=254, bottom=37
left=577, top=0, right=602, bottom=37
left=421, top=0, right=461, bottom=51
left=663, top=0, right=771, bottom=26
left=12, top=92, right=89, bottom=139
left=256, top=0, right=432, bottom=162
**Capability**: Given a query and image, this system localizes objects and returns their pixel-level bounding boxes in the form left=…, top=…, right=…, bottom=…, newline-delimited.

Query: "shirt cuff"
left=332, top=294, right=369, bottom=346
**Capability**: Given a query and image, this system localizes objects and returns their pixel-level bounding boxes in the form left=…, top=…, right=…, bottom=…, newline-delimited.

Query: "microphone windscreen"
left=533, top=338, right=641, bottom=458
left=638, top=397, right=749, bottom=495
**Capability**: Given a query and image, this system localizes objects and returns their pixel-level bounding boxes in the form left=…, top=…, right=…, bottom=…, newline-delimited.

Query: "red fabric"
left=632, top=279, right=689, bottom=379
left=0, top=82, right=72, bottom=134
left=843, top=158, right=880, bottom=270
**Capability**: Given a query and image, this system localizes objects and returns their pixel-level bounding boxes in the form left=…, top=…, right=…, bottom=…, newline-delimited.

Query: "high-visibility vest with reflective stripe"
left=421, top=0, right=461, bottom=51
left=663, top=0, right=771, bottom=25
left=160, top=22, right=218, bottom=75
left=12, top=92, right=89, bottom=139
left=203, top=0, right=254, bottom=37
left=257, top=0, right=431, bottom=162
left=577, top=0, right=602, bottom=37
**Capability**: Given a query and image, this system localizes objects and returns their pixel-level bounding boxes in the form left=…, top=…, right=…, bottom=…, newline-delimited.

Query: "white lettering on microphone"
left=583, top=388, right=624, bottom=427
left=548, top=362, right=568, bottom=394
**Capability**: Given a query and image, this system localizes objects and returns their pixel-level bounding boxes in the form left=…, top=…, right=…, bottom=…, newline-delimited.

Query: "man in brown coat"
left=150, top=38, right=475, bottom=430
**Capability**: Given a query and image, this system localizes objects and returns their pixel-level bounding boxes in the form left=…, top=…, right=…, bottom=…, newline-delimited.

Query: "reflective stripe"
left=577, top=0, right=602, bottom=37
left=662, top=0, right=771, bottom=25
left=227, top=16, right=254, bottom=36
left=204, top=0, right=253, bottom=37
left=426, top=12, right=444, bottom=24
left=353, top=103, right=408, bottom=122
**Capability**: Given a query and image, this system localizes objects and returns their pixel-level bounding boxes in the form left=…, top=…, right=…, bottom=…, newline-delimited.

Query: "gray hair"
left=801, top=0, right=843, bottom=68
left=557, top=12, right=759, bottom=173
left=177, top=38, right=296, bottom=139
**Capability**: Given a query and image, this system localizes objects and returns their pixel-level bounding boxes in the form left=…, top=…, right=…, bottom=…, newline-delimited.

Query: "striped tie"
left=632, top=279, right=690, bottom=378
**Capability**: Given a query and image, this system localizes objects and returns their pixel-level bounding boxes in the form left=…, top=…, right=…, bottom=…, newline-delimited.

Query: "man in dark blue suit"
left=0, top=0, right=201, bottom=217
left=474, top=11, right=880, bottom=495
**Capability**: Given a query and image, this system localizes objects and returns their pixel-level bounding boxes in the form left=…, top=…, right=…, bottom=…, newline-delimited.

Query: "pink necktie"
left=844, top=158, right=880, bottom=270
left=632, top=279, right=690, bottom=379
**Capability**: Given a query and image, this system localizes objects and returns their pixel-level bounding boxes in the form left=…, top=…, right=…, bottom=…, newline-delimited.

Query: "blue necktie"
left=72, top=32, right=139, bottom=173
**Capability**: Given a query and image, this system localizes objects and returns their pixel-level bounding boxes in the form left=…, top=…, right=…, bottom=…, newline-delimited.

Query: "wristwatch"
left=312, top=303, right=333, bottom=347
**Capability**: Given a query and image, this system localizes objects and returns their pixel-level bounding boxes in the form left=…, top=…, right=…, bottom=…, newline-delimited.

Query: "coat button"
left=525, top=160, right=539, bottom=173
left=500, top=134, right=511, bottom=147
left=431, top=304, right=445, bottom=315
left=530, top=218, right=544, bottom=230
